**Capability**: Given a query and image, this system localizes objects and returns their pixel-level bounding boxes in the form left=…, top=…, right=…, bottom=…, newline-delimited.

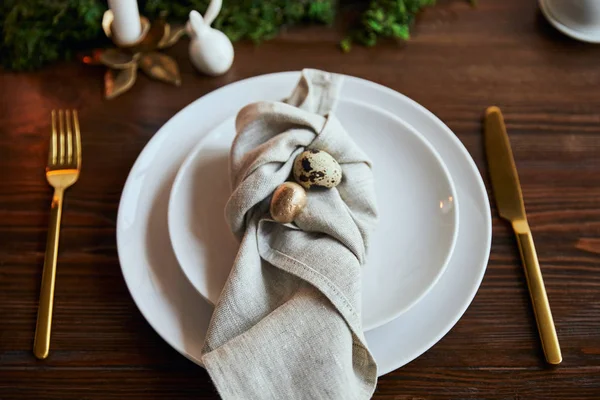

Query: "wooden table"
left=2, top=1, right=600, bottom=398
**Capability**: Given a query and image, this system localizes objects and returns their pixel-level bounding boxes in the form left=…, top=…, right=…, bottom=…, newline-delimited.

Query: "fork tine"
left=65, top=110, right=73, bottom=164
left=49, top=110, right=58, bottom=166
left=58, top=110, right=66, bottom=165
left=73, top=110, right=82, bottom=169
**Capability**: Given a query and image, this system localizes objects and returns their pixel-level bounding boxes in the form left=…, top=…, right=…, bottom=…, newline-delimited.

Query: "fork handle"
left=34, top=188, right=64, bottom=359
left=514, top=225, right=562, bottom=365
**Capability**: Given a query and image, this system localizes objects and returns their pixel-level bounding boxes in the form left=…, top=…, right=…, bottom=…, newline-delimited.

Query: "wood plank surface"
left=1, top=0, right=600, bottom=398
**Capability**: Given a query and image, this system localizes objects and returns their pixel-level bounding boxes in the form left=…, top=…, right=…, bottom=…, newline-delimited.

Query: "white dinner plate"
left=168, top=99, right=459, bottom=331
left=116, top=71, right=491, bottom=376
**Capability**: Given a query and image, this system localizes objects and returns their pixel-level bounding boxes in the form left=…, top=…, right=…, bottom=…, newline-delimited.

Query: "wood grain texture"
left=1, top=0, right=600, bottom=398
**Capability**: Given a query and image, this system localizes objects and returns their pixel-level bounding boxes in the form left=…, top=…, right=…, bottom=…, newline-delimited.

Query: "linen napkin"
left=201, top=69, right=378, bottom=399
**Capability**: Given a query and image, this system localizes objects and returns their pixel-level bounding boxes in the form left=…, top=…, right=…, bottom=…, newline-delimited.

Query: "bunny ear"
left=189, top=10, right=206, bottom=34
left=203, top=0, right=222, bottom=26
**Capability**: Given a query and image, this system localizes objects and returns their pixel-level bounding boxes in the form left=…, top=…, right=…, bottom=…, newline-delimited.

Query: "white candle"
left=108, top=0, right=142, bottom=45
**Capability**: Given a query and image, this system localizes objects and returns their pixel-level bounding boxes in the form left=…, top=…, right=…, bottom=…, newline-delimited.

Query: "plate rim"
left=166, top=97, right=460, bottom=331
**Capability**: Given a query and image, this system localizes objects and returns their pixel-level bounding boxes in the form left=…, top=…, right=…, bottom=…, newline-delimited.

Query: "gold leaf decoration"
left=87, top=11, right=186, bottom=99
left=139, top=52, right=181, bottom=86
left=132, top=19, right=167, bottom=53
left=158, top=25, right=187, bottom=49
left=158, top=24, right=171, bottom=48
left=102, top=10, right=114, bottom=38
left=99, top=49, right=138, bottom=69
left=105, top=66, right=138, bottom=99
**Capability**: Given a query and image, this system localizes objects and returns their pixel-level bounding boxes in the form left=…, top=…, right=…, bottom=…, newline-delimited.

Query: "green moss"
left=347, top=0, right=435, bottom=48
left=1, top=0, right=106, bottom=70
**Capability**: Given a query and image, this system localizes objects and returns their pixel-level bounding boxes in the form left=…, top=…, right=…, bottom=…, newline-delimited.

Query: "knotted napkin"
left=201, top=69, right=378, bottom=399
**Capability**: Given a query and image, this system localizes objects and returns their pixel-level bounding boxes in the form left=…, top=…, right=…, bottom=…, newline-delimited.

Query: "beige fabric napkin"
left=201, top=69, right=378, bottom=399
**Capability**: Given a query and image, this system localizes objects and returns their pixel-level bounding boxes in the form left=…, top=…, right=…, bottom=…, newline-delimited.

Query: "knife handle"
left=513, top=222, right=562, bottom=365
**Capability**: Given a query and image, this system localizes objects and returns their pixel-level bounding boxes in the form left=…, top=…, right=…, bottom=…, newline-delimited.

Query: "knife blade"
left=484, top=107, right=526, bottom=222
left=484, top=106, right=562, bottom=365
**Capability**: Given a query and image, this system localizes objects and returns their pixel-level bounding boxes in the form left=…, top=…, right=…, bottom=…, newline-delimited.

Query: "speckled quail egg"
left=293, top=149, right=342, bottom=189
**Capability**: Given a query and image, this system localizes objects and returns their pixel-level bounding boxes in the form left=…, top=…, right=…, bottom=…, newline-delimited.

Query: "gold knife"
left=484, top=106, right=562, bottom=365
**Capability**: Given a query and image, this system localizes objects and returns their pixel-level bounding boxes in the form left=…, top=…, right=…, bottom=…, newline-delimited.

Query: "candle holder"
left=83, top=10, right=186, bottom=99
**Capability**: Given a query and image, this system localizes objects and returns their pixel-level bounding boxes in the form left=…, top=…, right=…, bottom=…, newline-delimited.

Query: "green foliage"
left=1, top=0, right=106, bottom=70
left=349, top=0, right=436, bottom=48
left=0, top=0, right=469, bottom=71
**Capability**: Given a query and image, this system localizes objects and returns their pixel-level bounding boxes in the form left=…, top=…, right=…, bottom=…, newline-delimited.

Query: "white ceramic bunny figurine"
left=187, top=0, right=234, bottom=76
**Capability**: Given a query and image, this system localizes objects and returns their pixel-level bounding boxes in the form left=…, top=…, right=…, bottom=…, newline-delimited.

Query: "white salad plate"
left=116, top=71, right=491, bottom=376
left=168, top=98, right=459, bottom=331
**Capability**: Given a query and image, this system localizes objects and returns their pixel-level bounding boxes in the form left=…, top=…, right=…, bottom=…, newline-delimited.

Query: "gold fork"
left=33, top=110, right=82, bottom=360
